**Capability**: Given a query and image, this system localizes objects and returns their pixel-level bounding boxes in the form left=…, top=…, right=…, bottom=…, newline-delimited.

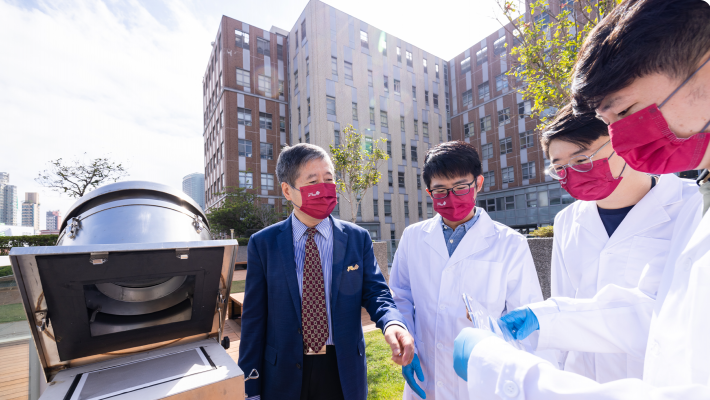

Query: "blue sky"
left=0, top=0, right=504, bottom=229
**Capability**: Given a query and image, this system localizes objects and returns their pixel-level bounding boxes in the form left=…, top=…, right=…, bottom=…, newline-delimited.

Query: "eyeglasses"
left=426, top=180, right=477, bottom=199
left=546, top=141, right=613, bottom=180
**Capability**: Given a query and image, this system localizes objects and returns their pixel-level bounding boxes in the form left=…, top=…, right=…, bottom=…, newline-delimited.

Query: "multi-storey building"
left=182, top=173, right=206, bottom=210
left=0, top=172, right=19, bottom=226
left=204, top=0, right=577, bottom=238
left=22, top=192, right=40, bottom=231
left=46, top=210, right=62, bottom=231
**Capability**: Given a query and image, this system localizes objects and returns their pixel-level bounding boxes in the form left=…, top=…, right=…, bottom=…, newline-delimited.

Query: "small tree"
left=329, top=125, right=389, bottom=223
left=253, top=202, right=281, bottom=229
left=494, top=0, right=619, bottom=125
left=205, top=187, right=260, bottom=237
left=36, top=154, right=128, bottom=198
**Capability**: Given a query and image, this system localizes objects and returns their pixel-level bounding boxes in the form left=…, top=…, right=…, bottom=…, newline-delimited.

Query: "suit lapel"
left=329, top=217, right=348, bottom=311
left=277, top=217, right=302, bottom=324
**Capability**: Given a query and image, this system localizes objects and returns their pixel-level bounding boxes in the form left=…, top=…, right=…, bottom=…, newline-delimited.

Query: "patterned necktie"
left=301, top=227, right=329, bottom=354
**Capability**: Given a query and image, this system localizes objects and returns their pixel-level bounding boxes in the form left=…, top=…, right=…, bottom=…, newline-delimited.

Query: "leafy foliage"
left=205, top=187, right=261, bottom=237
left=36, top=154, right=128, bottom=198
left=530, top=225, right=554, bottom=237
left=496, top=0, right=620, bottom=126
left=330, top=125, right=389, bottom=223
left=0, top=235, right=59, bottom=255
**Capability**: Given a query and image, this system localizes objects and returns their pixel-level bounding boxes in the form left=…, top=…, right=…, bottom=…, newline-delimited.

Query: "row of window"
left=386, top=170, right=424, bottom=189
left=236, top=68, right=284, bottom=98
left=365, top=199, right=433, bottom=219
left=238, top=171, right=276, bottom=191
left=236, top=108, right=286, bottom=132
left=235, top=29, right=284, bottom=61
left=460, top=34, right=519, bottom=75
left=478, top=187, right=574, bottom=214
left=481, top=161, right=538, bottom=188
left=461, top=75, right=511, bottom=108
left=463, top=103, right=532, bottom=138
left=238, top=139, right=274, bottom=160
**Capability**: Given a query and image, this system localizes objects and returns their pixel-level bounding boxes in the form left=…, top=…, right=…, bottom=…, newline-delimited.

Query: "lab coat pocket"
left=625, top=236, right=671, bottom=286
left=459, top=260, right=505, bottom=310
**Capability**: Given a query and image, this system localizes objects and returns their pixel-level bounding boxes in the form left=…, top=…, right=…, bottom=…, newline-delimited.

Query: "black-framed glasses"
left=427, top=180, right=477, bottom=199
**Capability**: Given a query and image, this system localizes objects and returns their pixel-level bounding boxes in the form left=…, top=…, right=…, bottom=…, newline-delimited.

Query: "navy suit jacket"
left=238, top=216, right=405, bottom=400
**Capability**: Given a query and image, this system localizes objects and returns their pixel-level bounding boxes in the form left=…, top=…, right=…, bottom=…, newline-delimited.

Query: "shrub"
left=529, top=226, right=554, bottom=237
left=0, top=235, right=59, bottom=255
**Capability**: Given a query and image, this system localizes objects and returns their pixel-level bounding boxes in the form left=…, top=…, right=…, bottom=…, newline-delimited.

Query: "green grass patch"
left=365, top=330, right=405, bottom=399
left=0, top=265, right=12, bottom=277
left=230, top=280, right=246, bottom=294
left=0, top=303, right=27, bottom=323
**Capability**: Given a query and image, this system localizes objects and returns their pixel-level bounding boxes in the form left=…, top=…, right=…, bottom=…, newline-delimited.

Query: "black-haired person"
left=529, top=105, right=697, bottom=383
left=388, top=141, right=553, bottom=400
left=453, top=1, right=710, bottom=398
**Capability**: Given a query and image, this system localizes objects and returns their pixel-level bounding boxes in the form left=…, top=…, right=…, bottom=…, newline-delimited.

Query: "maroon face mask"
left=431, top=189, right=476, bottom=222
left=560, top=157, right=625, bottom=201
left=294, top=182, right=338, bottom=220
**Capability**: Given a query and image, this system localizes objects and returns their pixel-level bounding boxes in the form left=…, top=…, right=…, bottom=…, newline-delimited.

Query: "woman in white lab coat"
left=389, top=141, right=550, bottom=399
left=540, top=105, right=698, bottom=383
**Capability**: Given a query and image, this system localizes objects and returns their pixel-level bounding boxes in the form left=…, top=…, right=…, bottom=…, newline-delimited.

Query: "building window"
left=294, top=30, right=298, bottom=47
left=238, top=139, right=252, bottom=157
left=326, top=96, right=336, bottom=115
left=260, top=142, right=273, bottom=160
left=261, top=173, right=275, bottom=190
left=387, top=140, right=392, bottom=156
left=334, top=129, right=340, bottom=146
left=476, top=47, right=488, bottom=65
left=411, top=146, right=418, bottom=162
left=380, top=111, right=388, bottom=127
left=412, top=85, right=416, bottom=98
left=239, top=171, right=253, bottom=188
left=480, top=115, right=492, bottom=132
left=306, top=56, right=310, bottom=75
left=368, top=70, right=373, bottom=86
left=305, top=132, right=310, bottom=143
left=404, top=201, right=410, bottom=218
left=435, top=64, right=440, bottom=79
left=373, top=199, right=379, bottom=217
left=427, top=202, right=433, bottom=218
left=425, top=90, right=429, bottom=106
left=352, top=102, right=358, bottom=120
left=259, top=112, right=273, bottom=129
left=522, top=161, right=536, bottom=180
left=414, top=120, right=418, bottom=135
left=417, top=174, right=422, bottom=189
left=418, top=201, right=423, bottom=218
left=344, top=61, right=353, bottom=80
left=400, top=116, right=405, bottom=131
left=331, top=57, right=338, bottom=76
left=406, top=51, right=413, bottom=67
left=332, top=202, right=339, bottom=217
left=279, top=80, right=284, bottom=96
left=236, top=68, right=250, bottom=89
left=500, top=137, right=513, bottom=154
left=494, top=36, right=507, bottom=55
left=483, top=171, right=496, bottom=188
left=518, top=100, right=530, bottom=118
left=495, top=74, right=509, bottom=92
left=238, top=107, right=252, bottom=126
left=360, top=30, right=368, bottom=48
left=277, top=43, right=283, bottom=61
left=388, top=171, right=393, bottom=187
left=294, top=70, right=298, bottom=91
left=478, top=81, right=489, bottom=99
left=301, top=20, right=306, bottom=39
left=307, top=98, right=311, bottom=117
left=464, top=122, right=475, bottom=138
left=384, top=200, right=392, bottom=216
left=370, top=107, right=375, bottom=124
left=433, top=93, right=439, bottom=108
left=422, top=122, right=429, bottom=138
left=297, top=106, right=301, bottom=125
left=257, top=37, right=270, bottom=56
left=394, top=79, right=401, bottom=95
left=462, top=89, right=473, bottom=107
left=502, top=166, right=514, bottom=183
left=398, top=171, right=406, bottom=188
left=258, top=75, right=271, bottom=96
left=364, top=136, right=373, bottom=154
left=498, top=108, right=511, bottom=125
left=520, top=130, right=535, bottom=149
left=384, top=75, right=389, bottom=92
left=482, top=143, right=494, bottom=160
left=526, top=192, right=538, bottom=207
left=423, top=59, right=428, bottom=73
left=461, top=56, right=471, bottom=74
left=235, top=29, right=249, bottom=49
left=397, top=46, right=402, bottom=62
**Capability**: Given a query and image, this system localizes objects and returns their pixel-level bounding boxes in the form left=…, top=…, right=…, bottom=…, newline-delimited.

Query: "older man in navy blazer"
left=239, top=143, right=414, bottom=400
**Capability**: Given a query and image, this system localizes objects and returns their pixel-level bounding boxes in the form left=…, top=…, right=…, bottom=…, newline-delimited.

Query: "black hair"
left=541, top=104, right=609, bottom=155
left=571, top=0, right=710, bottom=114
left=422, top=141, right=482, bottom=189
left=276, top=143, right=332, bottom=187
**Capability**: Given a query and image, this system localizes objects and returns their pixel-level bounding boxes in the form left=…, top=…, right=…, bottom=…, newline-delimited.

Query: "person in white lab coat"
left=389, top=141, right=549, bottom=399
left=451, top=0, right=710, bottom=398
left=540, top=105, right=699, bottom=382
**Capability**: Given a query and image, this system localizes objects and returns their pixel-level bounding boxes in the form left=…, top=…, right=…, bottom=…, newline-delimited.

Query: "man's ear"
left=282, top=182, right=292, bottom=201
left=475, top=175, right=484, bottom=193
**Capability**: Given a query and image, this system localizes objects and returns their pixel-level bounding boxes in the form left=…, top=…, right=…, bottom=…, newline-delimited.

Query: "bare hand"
left=383, top=325, right=415, bottom=366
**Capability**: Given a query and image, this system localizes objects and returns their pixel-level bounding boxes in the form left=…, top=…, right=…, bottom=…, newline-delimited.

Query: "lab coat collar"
left=422, top=211, right=497, bottom=268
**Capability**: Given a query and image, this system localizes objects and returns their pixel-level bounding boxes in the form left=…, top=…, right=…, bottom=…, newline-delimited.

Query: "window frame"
left=326, top=96, right=337, bottom=116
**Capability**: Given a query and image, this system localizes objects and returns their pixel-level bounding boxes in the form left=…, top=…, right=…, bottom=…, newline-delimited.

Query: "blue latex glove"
left=499, top=307, right=539, bottom=340
left=402, top=353, right=426, bottom=399
left=453, top=328, right=495, bottom=381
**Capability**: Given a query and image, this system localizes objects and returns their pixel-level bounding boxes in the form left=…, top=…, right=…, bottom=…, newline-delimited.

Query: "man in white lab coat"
left=389, top=141, right=549, bottom=399
left=540, top=105, right=698, bottom=382
left=452, top=0, right=710, bottom=398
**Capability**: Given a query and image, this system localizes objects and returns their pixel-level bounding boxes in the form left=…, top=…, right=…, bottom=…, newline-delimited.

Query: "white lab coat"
left=465, top=190, right=710, bottom=399
left=390, top=209, right=550, bottom=400
left=550, top=174, right=698, bottom=382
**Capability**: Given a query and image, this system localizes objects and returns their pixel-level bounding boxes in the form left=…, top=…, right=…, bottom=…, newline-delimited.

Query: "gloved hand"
left=453, top=328, right=495, bottom=381
left=499, top=307, right=539, bottom=340
left=402, top=353, right=426, bottom=399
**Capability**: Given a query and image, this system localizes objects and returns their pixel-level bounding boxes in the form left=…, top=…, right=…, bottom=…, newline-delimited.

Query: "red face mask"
left=294, top=182, right=338, bottom=220
left=431, top=189, right=476, bottom=222
left=607, top=56, right=710, bottom=175
left=560, top=158, right=624, bottom=201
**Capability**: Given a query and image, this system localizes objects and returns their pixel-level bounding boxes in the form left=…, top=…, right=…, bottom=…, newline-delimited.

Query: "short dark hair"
left=571, top=0, right=710, bottom=113
left=276, top=143, right=332, bottom=187
left=422, top=141, right=482, bottom=189
left=541, top=104, right=609, bottom=155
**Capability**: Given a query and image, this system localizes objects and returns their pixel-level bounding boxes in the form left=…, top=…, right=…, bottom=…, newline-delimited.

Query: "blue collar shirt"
left=441, top=207, right=482, bottom=257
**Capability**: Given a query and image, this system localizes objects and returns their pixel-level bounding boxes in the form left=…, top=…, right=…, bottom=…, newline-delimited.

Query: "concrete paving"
left=0, top=321, right=30, bottom=345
